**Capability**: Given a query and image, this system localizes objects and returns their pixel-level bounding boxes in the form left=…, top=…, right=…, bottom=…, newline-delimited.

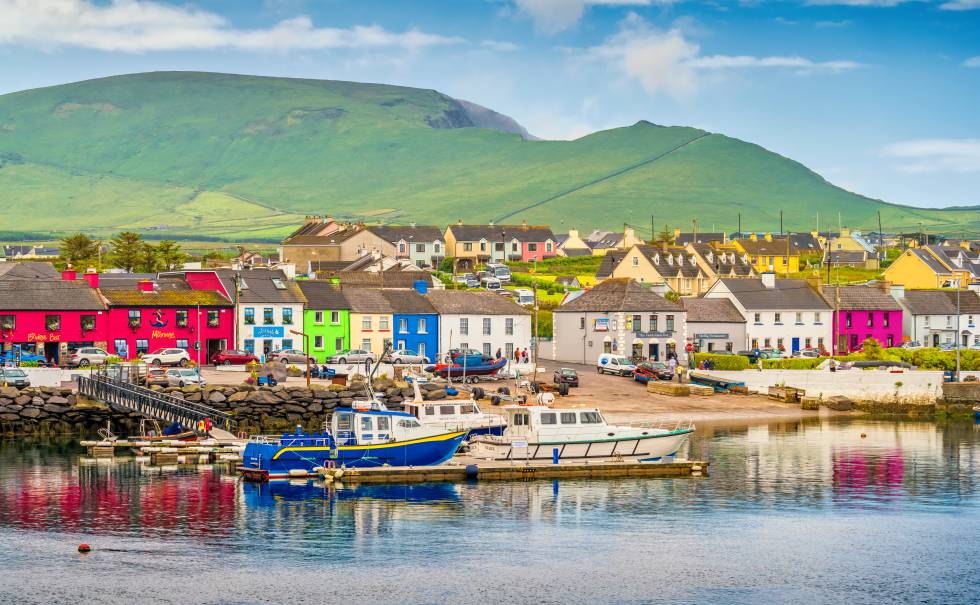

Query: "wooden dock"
left=316, top=457, right=708, bottom=484
left=79, top=438, right=244, bottom=464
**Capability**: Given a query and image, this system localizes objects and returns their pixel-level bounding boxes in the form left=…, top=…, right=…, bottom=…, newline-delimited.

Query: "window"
left=207, top=310, right=220, bottom=328
left=271, top=278, right=287, bottom=290
left=580, top=317, right=585, bottom=329
left=335, top=337, right=344, bottom=351
left=361, top=338, right=372, bottom=350
left=505, top=343, right=514, bottom=358
left=817, top=337, right=824, bottom=349
left=244, top=339, right=255, bottom=353
left=463, top=242, right=473, bottom=252
left=361, top=416, right=373, bottom=432
left=777, top=338, right=784, bottom=349
left=782, top=256, right=788, bottom=266
left=362, top=316, right=372, bottom=330
left=314, top=311, right=324, bottom=324
left=764, top=338, right=771, bottom=348
left=632, top=256, right=639, bottom=267
left=314, top=335, right=324, bottom=349
left=418, top=343, right=425, bottom=358
left=505, top=318, right=514, bottom=335
left=866, top=314, right=873, bottom=328
left=379, top=316, right=389, bottom=331
left=774, top=312, right=782, bottom=324
left=244, top=307, right=255, bottom=325
left=754, top=312, right=761, bottom=324
left=480, top=242, right=487, bottom=252
left=851, top=334, right=858, bottom=349
left=127, top=309, right=140, bottom=329
left=418, top=318, right=427, bottom=333
left=540, top=412, right=557, bottom=425
left=633, top=314, right=642, bottom=334
left=434, top=243, right=441, bottom=254
left=440, top=405, right=455, bottom=416
left=175, top=310, right=188, bottom=327
left=546, top=242, right=553, bottom=252
left=399, top=318, right=408, bottom=333
left=416, top=243, right=425, bottom=253
left=80, top=315, right=96, bottom=332
left=113, top=339, right=127, bottom=355
left=511, top=242, right=518, bottom=252
left=580, top=411, right=602, bottom=424
left=495, top=242, right=504, bottom=252
left=805, top=337, right=812, bottom=348
left=483, top=343, right=492, bottom=356
left=0, top=315, right=14, bottom=331
left=751, top=338, right=759, bottom=349
left=560, top=412, right=577, bottom=424
left=483, top=318, right=491, bottom=335
left=648, top=315, right=656, bottom=332
left=263, top=308, right=274, bottom=325
left=281, top=339, right=293, bottom=350
left=377, top=416, right=390, bottom=432
left=795, top=312, right=803, bottom=325
left=528, top=243, right=538, bottom=252
left=331, top=311, right=340, bottom=324
left=397, top=339, right=406, bottom=350
left=925, top=316, right=930, bottom=327
left=282, top=308, right=293, bottom=325
left=814, top=312, right=822, bottom=324
left=846, top=313, right=852, bottom=328
left=459, top=317, right=469, bottom=335
left=666, top=315, right=674, bottom=332
left=135, top=339, right=149, bottom=354
left=176, top=339, right=189, bottom=350
left=725, top=342, right=734, bottom=352
left=460, top=342, right=469, bottom=350
left=946, top=316, right=953, bottom=328
left=883, top=312, right=889, bottom=327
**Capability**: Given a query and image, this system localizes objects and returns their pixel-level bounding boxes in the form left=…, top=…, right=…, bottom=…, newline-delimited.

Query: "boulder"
left=308, top=402, right=323, bottom=413
left=47, top=396, right=70, bottom=406
left=31, top=397, right=45, bottom=407
left=227, top=391, right=249, bottom=403
left=20, top=407, right=42, bottom=419
left=0, top=386, right=20, bottom=399
left=0, top=413, right=20, bottom=422
left=208, top=391, right=227, bottom=403
left=823, top=396, right=854, bottom=412
left=282, top=404, right=308, bottom=414
left=424, top=389, right=447, bottom=400
left=44, top=404, right=71, bottom=414
left=14, top=395, right=32, bottom=406
left=2, top=405, right=22, bottom=412
left=246, top=391, right=281, bottom=405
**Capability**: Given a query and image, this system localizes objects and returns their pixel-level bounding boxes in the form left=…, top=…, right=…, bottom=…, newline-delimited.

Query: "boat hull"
left=424, top=357, right=507, bottom=378
left=468, top=429, right=692, bottom=461
left=239, top=431, right=467, bottom=480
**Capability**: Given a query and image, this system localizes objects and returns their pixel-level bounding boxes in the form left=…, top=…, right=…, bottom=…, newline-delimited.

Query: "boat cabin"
left=501, top=405, right=607, bottom=438
left=403, top=400, right=482, bottom=422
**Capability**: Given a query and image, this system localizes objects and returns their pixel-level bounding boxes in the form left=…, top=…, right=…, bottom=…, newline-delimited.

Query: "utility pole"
left=877, top=210, right=884, bottom=263
left=737, top=213, right=741, bottom=240
left=780, top=210, right=784, bottom=238
left=956, top=285, right=961, bottom=382
left=651, top=214, right=655, bottom=245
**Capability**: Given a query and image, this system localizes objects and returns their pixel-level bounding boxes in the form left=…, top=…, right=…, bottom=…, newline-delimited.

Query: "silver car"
left=269, top=349, right=314, bottom=365
left=65, top=347, right=110, bottom=367
left=165, top=368, right=205, bottom=387
left=328, top=349, right=376, bottom=364
left=390, top=349, right=430, bottom=364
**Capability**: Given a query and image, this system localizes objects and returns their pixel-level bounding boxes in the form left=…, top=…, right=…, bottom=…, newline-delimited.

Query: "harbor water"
left=1, top=418, right=978, bottom=604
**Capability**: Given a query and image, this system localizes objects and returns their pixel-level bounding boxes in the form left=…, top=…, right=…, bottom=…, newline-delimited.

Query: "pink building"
left=101, top=278, right=234, bottom=364
left=822, top=285, right=903, bottom=353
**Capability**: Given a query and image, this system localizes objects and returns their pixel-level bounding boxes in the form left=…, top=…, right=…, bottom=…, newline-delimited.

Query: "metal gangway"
left=77, top=372, right=236, bottom=435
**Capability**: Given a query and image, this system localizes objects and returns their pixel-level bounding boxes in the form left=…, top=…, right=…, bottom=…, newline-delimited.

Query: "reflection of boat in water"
left=469, top=405, right=693, bottom=461
left=241, top=479, right=460, bottom=507
left=425, top=349, right=508, bottom=378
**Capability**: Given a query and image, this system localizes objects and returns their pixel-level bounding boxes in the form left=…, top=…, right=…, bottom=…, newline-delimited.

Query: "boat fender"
left=465, top=464, right=479, bottom=480
left=333, top=468, right=345, bottom=479
left=288, top=469, right=308, bottom=478
left=472, top=387, right=485, bottom=400
left=490, top=395, right=501, bottom=406
left=77, top=544, right=91, bottom=553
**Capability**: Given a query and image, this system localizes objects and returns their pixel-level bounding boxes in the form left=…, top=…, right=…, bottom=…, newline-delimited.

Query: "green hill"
left=0, top=71, right=972, bottom=241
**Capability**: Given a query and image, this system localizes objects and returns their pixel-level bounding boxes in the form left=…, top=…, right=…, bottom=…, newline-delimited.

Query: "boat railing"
left=616, top=418, right=695, bottom=432
left=431, top=413, right=504, bottom=432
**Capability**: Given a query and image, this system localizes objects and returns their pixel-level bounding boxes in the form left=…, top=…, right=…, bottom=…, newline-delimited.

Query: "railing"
left=78, top=374, right=236, bottom=434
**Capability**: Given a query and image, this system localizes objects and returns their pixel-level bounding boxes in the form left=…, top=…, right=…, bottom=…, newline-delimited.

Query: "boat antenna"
left=365, top=342, right=392, bottom=402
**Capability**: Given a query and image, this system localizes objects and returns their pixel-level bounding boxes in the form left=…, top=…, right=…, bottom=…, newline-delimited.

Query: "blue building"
left=384, top=284, right=440, bottom=362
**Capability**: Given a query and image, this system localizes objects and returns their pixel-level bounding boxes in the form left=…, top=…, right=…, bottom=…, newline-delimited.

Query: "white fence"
left=706, top=369, right=947, bottom=401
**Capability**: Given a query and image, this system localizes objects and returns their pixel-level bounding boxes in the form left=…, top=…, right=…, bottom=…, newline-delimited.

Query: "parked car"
left=142, top=348, right=191, bottom=367
left=211, top=349, right=259, bottom=366
left=390, top=349, right=430, bottom=364
left=463, top=273, right=480, bottom=288
left=596, top=353, right=636, bottom=376
left=452, top=274, right=469, bottom=284
left=633, top=361, right=672, bottom=382
left=901, top=341, right=923, bottom=350
left=165, top=368, right=205, bottom=387
left=482, top=276, right=501, bottom=290
left=0, top=368, right=30, bottom=388
left=0, top=347, right=47, bottom=365
left=65, top=347, right=110, bottom=367
left=328, top=349, right=376, bottom=364
left=938, top=343, right=957, bottom=351
left=145, top=367, right=170, bottom=387
left=553, top=367, right=579, bottom=387
left=794, top=348, right=822, bottom=359
left=269, top=349, right=314, bottom=365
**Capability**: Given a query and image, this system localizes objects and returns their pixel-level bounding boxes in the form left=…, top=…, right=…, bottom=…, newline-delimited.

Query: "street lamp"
left=291, top=329, right=311, bottom=388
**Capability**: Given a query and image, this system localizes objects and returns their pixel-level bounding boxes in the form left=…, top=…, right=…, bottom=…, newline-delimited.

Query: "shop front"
left=0, top=309, right=108, bottom=364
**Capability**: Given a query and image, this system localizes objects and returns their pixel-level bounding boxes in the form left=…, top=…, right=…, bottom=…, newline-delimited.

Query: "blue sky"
left=1, top=0, right=978, bottom=209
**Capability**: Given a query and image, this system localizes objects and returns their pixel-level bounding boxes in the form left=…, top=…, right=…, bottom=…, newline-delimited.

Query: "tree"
left=156, top=240, right=188, bottom=271
left=664, top=291, right=680, bottom=302
left=654, top=225, right=675, bottom=246
left=109, top=232, right=145, bottom=272
left=137, top=242, right=161, bottom=273
left=59, top=233, right=101, bottom=268
left=861, top=337, right=884, bottom=360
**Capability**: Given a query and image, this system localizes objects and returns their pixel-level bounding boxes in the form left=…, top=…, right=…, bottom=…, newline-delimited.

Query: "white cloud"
left=940, top=0, right=980, bottom=9
left=882, top=139, right=980, bottom=173
left=964, top=56, right=980, bottom=67
left=0, top=0, right=463, bottom=53
left=481, top=40, right=521, bottom=52
left=805, top=1, right=914, bottom=6
left=585, top=15, right=861, bottom=98
left=514, top=0, right=674, bottom=34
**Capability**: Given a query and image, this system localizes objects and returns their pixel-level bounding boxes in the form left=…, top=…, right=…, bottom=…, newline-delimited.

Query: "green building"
left=297, top=281, right=350, bottom=363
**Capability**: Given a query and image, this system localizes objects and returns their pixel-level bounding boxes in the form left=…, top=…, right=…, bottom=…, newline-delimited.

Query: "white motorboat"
left=401, top=378, right=507, bottom=437
left=468, top=405, right=693, bottom=461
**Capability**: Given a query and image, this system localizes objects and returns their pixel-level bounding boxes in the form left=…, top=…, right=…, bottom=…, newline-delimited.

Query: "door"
left=791, top=337, right=800, bottom=353
left=44, top=342, right=59, bottom=364
left=649, top=343, right=659, bottom=361
left=262, top=339, right=273, bottom=358
left=932, top=334, right=940, bottom=347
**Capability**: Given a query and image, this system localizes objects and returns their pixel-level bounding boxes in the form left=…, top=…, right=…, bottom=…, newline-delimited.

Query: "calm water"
left=1, top=419, right=978, bottom=605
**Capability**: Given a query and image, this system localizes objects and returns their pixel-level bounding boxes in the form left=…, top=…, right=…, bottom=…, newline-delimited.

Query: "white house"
left=424, top=290, right=532, bottom=360
left=216, top=269, right=307, bottom=358
left=366, top=225, right=445, bottom=268
left=703, top=273, right=832, bottom=353
left=897, top=287, right=980, bottom=348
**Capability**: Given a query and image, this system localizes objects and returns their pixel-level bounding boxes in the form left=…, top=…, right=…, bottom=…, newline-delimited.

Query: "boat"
left=424, top=348, right=508, bottom=378
left=402, top=397, right=507, bottom=438
left=238, top=400, right=467, bottom=481
left=468, top=405, right=693, bottom=461
left=128, top=420, right=198, bottom=443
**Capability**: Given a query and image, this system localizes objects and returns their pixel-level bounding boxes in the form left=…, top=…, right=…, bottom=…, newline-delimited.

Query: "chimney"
left=457, top=218, right=463, bottom=225
left=749, top=233, right=758, bottom=242
left=841, top=226, right=850, bottom=237
left=61, top=267, right=77, bottom=282
left=764, top=232, right=773, bottom=242
left=521, top=219, right=528, bottom=230
left=137, top=279, right=155, bottom=293
left=82, top=268, right=99, bottom=289
left=674, top=227, right=681, bottom=239
left=811, top=230, right=818, bottom=238
left=761, top=272, right=776, bottom=289
left=569, top=228, right=579, bottom=239
left=410, top=221, right=416, bottom=228
left=890, top=284, right=905, bottom=300
left=413, top=279, right=428, bottom=294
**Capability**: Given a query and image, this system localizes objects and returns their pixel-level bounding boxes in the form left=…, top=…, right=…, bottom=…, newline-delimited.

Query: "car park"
left=328, top=349, right=376, bottom=364
left=211, top=349, right=260, bottom=365
left=482, top=276, right=501, bottom=290
left=390, top=349, right=430, bottom=364
left=596, top=353, right=636, bottom=376
left=65, top=347, right=110, bottom=367
left=463, top=273, right=480, bottom=288
left=165, top=368, right=205, bottom=387
left=553, top=367, right=579, bottom=387
left=269, top=349, right=314, bottom=365
left=512, top=288, right=535, bottom=306
left=142, top=348, right=191, bottom=367
left=0, top=368, right=30, bottom=388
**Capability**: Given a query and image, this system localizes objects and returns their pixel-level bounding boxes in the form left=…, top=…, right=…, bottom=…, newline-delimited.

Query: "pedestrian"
left=495, top=347, right=502, bottom=360
left=523, top=349, right=530, bottom=364
left=676, top=364, right=684, bottom=383
left=513, top=348, right=520, bottom=363
left=667, top=356, right=677, bottom=380
left=204, top=417, right=213, bottom=433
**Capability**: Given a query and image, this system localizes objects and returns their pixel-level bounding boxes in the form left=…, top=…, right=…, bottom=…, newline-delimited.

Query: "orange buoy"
left=78, top=544, right=91, bottom=553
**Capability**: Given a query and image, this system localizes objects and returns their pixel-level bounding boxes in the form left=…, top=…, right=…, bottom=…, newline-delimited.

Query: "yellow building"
left=883, top=247, right=963, bottom=289
left=586, top=226, right=644, bottom=256
left=609, top=244, right=710, bottom=296
left=347, top=289, right=394, bottom=356
left=732, top=233, right=801, bottom=274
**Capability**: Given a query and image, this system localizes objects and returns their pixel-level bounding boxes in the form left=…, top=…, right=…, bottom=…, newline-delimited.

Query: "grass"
left=2, top=72, right=978, bottom=240
left=789, top=264, right=884, bottom=283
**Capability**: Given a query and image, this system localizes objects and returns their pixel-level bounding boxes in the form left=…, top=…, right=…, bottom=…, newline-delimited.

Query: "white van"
left=487, top=263, right=512, bottom=284
left=513, top=288, right=535, bottom=306
left=597, top=354, right=636, bottom=376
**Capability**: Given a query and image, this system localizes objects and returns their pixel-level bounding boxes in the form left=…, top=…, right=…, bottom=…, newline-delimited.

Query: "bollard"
left=552, top=448, right=559, bottom=465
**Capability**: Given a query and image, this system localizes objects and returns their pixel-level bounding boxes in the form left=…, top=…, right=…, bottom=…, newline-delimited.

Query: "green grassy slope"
left=0, top=71, right=973, bottom=240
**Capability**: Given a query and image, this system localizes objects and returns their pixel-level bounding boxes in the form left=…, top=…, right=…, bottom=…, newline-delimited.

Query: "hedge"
left=692, top=353, right=750, bottom=371
left=762, top=358, right=824, bottom=370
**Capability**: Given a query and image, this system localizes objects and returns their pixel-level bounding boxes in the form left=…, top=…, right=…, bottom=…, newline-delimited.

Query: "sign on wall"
left=694, top=333, right=729, bottom=339
left=253, top=326, right=284, bottom=338
left=593, top=318, right=610, bottom=332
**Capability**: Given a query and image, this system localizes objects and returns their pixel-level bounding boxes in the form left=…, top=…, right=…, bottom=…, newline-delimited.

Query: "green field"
left=1, top=71, right=976, bottom=241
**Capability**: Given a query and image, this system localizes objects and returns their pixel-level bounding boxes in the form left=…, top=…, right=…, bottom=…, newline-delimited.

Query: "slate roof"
left=283, top=228, right=366, bottom=246
left=821, top=286, right=901, bottom=311
left=297, top=281, right=350, bottom=310
left=736, top=238, right=800, bottom=257
left=562, top=248, right=594, bottom=257
left=330, top=271, right=434, bottom=289
left=98, top=274, right=189, bottom=291
left=380, top=289, right=436, bottom=314
left=282, top=219, right=335, bottom=242
left=680, top=297, right=746, bottom=323
left=789, top=232, right=823, bottom=253
left=448, top=224, right=556, bottom=243
left=366, top=225, right=443, bottom=244
left=718, top=278, right=830, bottom=310
left=0, top=280, right=106, bottom=311
left=344, top=288, right=394, bottom=314
left=424, top=290, right=530, bottom=315
left=689, top=244, right=753, bottom=276
left=674, top=232, right=725, bottom=245
left=906, top=248, right=952, bottom=275
left=596, top=251, right=627, bottom=279
left=634, top=245, right=702, bottom=278
left=215, top=269, right=306, bottom=304
left=101, top=289, right=231, bottom=307
left=555, top=278, right=682, bottom=313
left=900, top=290, right=980, bottom=315
left=588, top=231, right=623, bottom=249
left=0, top=262, right=60, bottom=280
left=827, top=250, right=869, bottom=265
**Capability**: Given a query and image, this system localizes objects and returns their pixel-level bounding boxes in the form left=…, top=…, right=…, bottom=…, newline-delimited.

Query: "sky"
left=0, top=0, right=978, bottom=209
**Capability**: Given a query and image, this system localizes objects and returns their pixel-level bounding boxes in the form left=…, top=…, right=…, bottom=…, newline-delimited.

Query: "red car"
left=211, top=349, right=259, bottom=366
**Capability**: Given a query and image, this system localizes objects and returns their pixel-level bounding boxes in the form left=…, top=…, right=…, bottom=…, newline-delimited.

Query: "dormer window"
left=631, top=256, right=639, bottom=267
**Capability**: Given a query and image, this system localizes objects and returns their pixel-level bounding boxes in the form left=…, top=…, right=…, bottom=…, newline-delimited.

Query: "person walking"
left=667, top=356, right=677, bottom=381
left=495, top=347, right=502, bottom=360
left=522, top=349, right=529, bottom=364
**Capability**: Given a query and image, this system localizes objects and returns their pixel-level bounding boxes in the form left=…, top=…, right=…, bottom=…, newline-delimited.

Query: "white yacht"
left=402, top=399, right=507, bottom=437
left=468, top=405, right=693, bottom=461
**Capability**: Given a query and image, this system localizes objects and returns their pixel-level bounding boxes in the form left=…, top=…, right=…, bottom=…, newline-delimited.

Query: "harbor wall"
left=706, top=370, right=945, bottom=401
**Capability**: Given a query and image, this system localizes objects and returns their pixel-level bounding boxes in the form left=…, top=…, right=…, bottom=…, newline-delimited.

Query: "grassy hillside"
left=0, top=71, right=974, bottom=241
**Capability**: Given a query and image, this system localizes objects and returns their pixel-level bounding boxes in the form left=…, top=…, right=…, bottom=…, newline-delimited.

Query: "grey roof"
left=1, top=245, right=33, bottom=257
left=332, top=271, right=434, bottom=289
left=900, top=290, right=980, bottom=315
left=789, top=232, right=823, bottom=252
left=906, top=248, right=952, bottom=275
left=380, top=289, right=436, bottom=315
left=924, top=245, right=980, bottom=278
left=297, top=281, right=350, bottom=310
left=344, top=288, right=393, bottom=314
left=634, top=245, right=702, bottom=278
left=215, top=269, right=306, bottom=304
left=588, top=232, right=623, bottom=249
left=424, top=290, right=530, bottom=315
left=0, top=262, right=60, bottom=280
left=448, top=224, right=555, bottom=243
left=0, top=280, right=106, bottom=310
left=674, top=232, right=725, bottom=245
left=718, top=278, right=831, bottom=310
left=737, top=238, right=800, bottom=257
left=366, top=225, right=444, bottom=244
left=556, top=278, right=682, bottom=313
left=821, top=286, right=902, bottom=311
left=596, top=251, right=627, bottom=279
left=680, top=297, right=746, bottom=323
left=827, top=250, right=868, bottom=265
left=688, top=243, right=753, bottom=276
left=562, top=248, right=594, bottom=257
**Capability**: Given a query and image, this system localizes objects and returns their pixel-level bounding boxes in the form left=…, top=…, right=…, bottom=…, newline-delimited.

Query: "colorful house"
left=425, top=289, right=532, bottom=360
left=896, top=288, right=980, bottom=348
left=387, top=287, right=439, bottom=362
left=101, top=279, right=235, bottom=363
left=365, top=225, right=445, bottom=268
left=732, top=233, right=801, bottom=274
left=821, top=285, right=903, bottom=353
left=347, top=289, right=394, bottom=356
left=882, top=248, right=961, bottom=289
left=297, top=281, right=350, bottom=363
left=444, top=221, right=557, bottom=268
left=608, top=244, right=711, bottom=296
left=213, top=269, right=307, bottom=358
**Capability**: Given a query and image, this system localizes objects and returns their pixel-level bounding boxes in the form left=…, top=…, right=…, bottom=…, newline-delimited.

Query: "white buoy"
left=288, top=469, right=308, bottom=478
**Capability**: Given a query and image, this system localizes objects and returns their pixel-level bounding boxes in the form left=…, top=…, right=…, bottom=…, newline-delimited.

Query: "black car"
left=553, top=367, right=579, bottom=387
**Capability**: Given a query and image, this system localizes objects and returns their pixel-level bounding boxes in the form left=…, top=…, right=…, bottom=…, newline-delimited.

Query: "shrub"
left=861, top=337, right=884, bottom=360
left=693, top=353, right=749, bottom=370
left=762, top=358, right=824, bottom=370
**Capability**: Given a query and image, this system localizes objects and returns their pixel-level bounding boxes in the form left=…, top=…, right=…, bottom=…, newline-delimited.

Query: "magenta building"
left=822, top=285, right=903, bottom=353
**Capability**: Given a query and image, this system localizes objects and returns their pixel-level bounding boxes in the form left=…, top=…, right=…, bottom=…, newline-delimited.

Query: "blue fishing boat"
left=238, top=401, right=467, bottom=481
